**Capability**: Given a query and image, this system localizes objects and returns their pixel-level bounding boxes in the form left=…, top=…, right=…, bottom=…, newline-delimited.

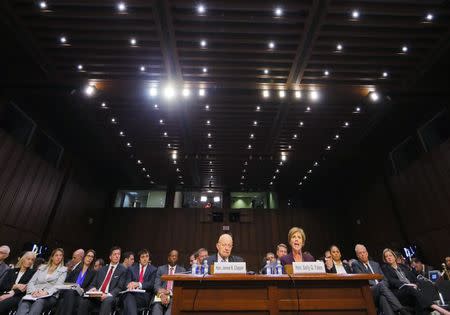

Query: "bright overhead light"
left=208, top=144, right=212, bottom=149
left=335, top=134, right=340, bottom=139
left=274, top=7, right=283, bottom=16
left=182, top=88, right=190, bottom=97
left=426, top=13, right=434, bottom=21
left=197, top=4, right=206, bottom=14
left=281, top=153, right=287, bottom=161
left=39, top=1, right=47, bottom=9
left=299, top=182, right=303, bottom=186
left=279, top=90, right=286, bottom=98
left=142, top=167, right=146, bottom=172
left=137, top=160, right=142, bottom=164
left=117, top=2, right=126, bottom=12
left=369, top=91, right=379, bottom=102
left=256, top=106, right=261, bottom=111
left=269, top=181, right=273, bottom=185
left=306, top=106, right=311, bottom=112
left=111, top=118, right=116, bottom=123
left=209, top=161, right=213, bottom=165
left=154, top=104, right=158, bottom=109
left=295, top=91, right=302, bottom=99
left=149, top=87, right=158, bottom=97
left=273, top=175, right=276, bottom=179
left=253, top=121, right=258, bottom=126
left=172, top=151, right=178, bottom=160
left=262, top=90, right=270, bottom=98
left=351, top=10, right=359, bottom=19
left=198, top=89, right=206, bottom=97
left=167, top=143, right=171, bottom=147
left=326, top=145, right=331, bottom=150
left=213, top=196, right=220, bottom=202
left=299, top=121, right=304, bottom=126
left=336, top=43, right=343, bottom=51
left=264, top=69, right=269, bottom=74
left=84, top=84, right=96, bottom=96
left=402, top=45, right=408, bottom=53
left=146, top=174, right=150, bottom=178
left=303, top=176, right=308, bottom=180
left=163, top=132, right=168, bottom=137
left=382, top=71, right=388, bottom=77
left=206, top=120, right=211, bottom=125
left=250, top=134, right=254, bottom=139
left=275, top=169, right=280, bottom=173
left=200, top=39, right=207, bottom=47
left=344, top=121, right=349, bottom=127
left=159, top=119, right=164, bottom=124
left=140, top=66, right=145, bottom=72
left=200, top=196, right=207, bottom=202
left=207, top=133, right=211, bottom=138
left=101, top=102, right=106, bottom=108
left=163, top=84, right=176, bottom=99
left=247, top=144, right=252, bottom=149
left=77, top=64, right=83, bottom=70
left=293, top=134, right=298, bottom=139
left=309, top=90, right=319, bottom=101
left=130, top=38, right=137, bottom=46
left=59, top=36, right=67, bottom=44
left=268, top=41, right=275, bottom=49
left=202, top=67, right=208, bottom=73
left=126, top=142, right=131, bottom=147
left=205, top=104, right=210, bottom=110
left=314, top=161, right=319, bottom=167
left=355, top=106, right=361, bottom=113
left=324, top=70, right=329, bottom=76
left=288, top=145, right=292, bottom=149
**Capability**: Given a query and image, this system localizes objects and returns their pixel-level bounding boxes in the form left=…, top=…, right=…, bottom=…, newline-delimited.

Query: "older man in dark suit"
left=205, top=234, right=244, bottom=267
left=352, top=244, right=411, bottom=315
left=152, top=250, right=185, bottom=315
left=121, top=249, right=157, bottom=315
left=77, top=246, right=127, bottom=315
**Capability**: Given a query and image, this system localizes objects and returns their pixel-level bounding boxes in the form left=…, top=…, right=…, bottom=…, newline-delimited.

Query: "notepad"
left=22, top=294, right=52, bottom=301
left=119, top=289, right=146, bottom=294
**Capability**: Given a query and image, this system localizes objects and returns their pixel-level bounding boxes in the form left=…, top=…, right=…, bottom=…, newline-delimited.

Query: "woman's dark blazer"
left=64, top=264, right=96, bottom=290
left=381, top=263, right=417, bottom=291
left=0, top=268, right=36, bottom=296
left=326, top=261, right=353, bottom=274
left=280, top=252, right=315, bottom=266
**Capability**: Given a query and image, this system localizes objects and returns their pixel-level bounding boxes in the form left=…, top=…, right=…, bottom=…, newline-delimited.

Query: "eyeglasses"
left=86, top=255, right=95, bottom=258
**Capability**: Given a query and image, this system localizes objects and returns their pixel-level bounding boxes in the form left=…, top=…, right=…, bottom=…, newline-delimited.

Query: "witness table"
left=162, top=273, right=382, bottom=315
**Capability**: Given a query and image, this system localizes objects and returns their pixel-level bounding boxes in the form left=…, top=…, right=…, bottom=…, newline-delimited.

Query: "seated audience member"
left=56, top=249, right=96, bottom=315
left=352, top=244, right=410, bottom=315
left=205, top=234, right=244, bottom=266
left=122, top=252, right=135, bottom=269
left=410, top=258, right=433, bottom=279
left=0, top=251, right=36, bottom=315
left=66, top=249, right=85, bottom=272
left=261, top=252, right=277, bottom=274
left=382, top=248, right=450, bottom=315
left=152, top=250, right=186, bottom=315
left=395, top=252, right=409, bottom=269
left=77, top=246, right=127, bottom=315
left=0, top=246, right=11, bottom=284
left=33, top=258, right=46, bottom=270
left=443, top=256, right=450, bottom=281
left=325, top=245, right=352, bottom=274
left=276, top=243, right=288, bottom=259
left=188, top=254, right=196, bottom=270
left=121, top=249, right=157, bottom=315
left=195, top=248, right=209, bottom=265
left=16, top=248, right=67, bottom=315
left=265, top=252, right=276, bottom=264
left=280, top=227, right=314, bottom=266
left=94, top=258, right=105, bottom=271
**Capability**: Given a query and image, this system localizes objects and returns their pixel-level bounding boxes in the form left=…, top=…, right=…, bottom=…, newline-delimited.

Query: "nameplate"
left=213, top=262, right=247, bottom=274
left=292, top=261, right=326, bottom=274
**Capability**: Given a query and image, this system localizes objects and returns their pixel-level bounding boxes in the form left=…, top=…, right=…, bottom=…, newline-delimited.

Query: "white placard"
left=292, top=261, right=326, bottom=274
left=214, top=262, right=247, bottom=274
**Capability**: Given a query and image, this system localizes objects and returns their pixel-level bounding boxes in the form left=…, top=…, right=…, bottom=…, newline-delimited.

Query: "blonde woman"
left=280, top=227, right=314, bottom=266
left=0, top=251, right=36, bottom=315
left=16, top=248, right=67, bottom=315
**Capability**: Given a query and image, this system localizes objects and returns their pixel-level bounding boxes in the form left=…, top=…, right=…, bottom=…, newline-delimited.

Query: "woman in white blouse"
left=15, top=248, right=67, bottom=315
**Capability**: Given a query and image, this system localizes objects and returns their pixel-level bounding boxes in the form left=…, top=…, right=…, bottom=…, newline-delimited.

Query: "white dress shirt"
left=101, top=263, right=118, bottom=294
left=217, top=254, right=229, bottom=262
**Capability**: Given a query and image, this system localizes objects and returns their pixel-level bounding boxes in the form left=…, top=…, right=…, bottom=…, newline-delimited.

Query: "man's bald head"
left=216, top=234, right=233, bottom=259
left=73, top=249, right=85, bottom=263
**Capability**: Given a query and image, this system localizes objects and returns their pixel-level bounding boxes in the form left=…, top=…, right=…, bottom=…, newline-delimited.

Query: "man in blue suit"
left=121, top=249, right=157, bottom=315
left=77, top=246, right=127, bottom=315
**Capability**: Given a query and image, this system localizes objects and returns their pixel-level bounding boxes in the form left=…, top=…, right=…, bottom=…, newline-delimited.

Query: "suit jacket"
left=205, top=254, right=244, bottom=266
left=382, top=263, right=417, bottom=291
left=0, top=268, right=36, bottom=296
left=27, top=265, right=67, bottom=296
left=280, top=252, right=315, bottom=266
left=326, top=261, right=353, bottom=274
left=65, top=264, right=96, bottom=290
left=89, top=263, right=127, bottom=297
left=0, top=262, right=9, bottom=285
left=126, top=263, right=157, bottom=293
left=352, top=260, right=385, bottom=286
left=154, top=264, right=186, bottom=293
left=412, top=265, right=433, bottom=279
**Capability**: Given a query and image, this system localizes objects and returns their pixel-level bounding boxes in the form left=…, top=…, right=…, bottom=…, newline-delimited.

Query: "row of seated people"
left=1, top=227, right=450, bottom=315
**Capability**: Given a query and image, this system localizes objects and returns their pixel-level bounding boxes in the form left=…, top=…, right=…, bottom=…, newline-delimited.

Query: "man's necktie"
left=100, top=266, right=114, bottom=293
left=139, top=266, right=144, bottom=283
left=166, top=267, right=174, bottom=291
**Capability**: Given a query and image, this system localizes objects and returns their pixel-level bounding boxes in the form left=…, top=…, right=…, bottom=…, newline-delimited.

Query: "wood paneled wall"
left=0, top=129, right=107, bottom=260
left=99, top=207, right=338, bottom=271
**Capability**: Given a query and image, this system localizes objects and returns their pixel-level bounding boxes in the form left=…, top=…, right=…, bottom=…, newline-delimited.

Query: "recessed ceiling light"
left=262, top=90, right=270, bottom=98
left=303, top=176, right=307, bottom=180
left=206, top=120, right=210, bottom=125
left=299, top=121, right=304, bottom=127
left=163, top=84, right=176, bottom=99
left=172, top=151, right=178, bottom=160
left=369, top=91, right=379, bottom=102
left=244, top=161, right=248, bottom=165
left=253, top=121, right=258, bottom=126
left=205, top=104, right=210, bottom=110
left=426, top=13, right=434, bottom=21
left=211, top=169, right=214, bottom=173
left=199, top=89, right=206, bottom=97
left=269, top=181, right=273, bottom=185
left=281, top=153, right=287, bottom=161
left=268, top=41, right=275, bottom=49
left=335, top=134, right=340, bottom=139
left=167, top=143, right=171, bottom=147
left=240, top=182, right=244, bottom=185
left=264, top=69, right=269, bottom=74
left=288, top=145, right=292, bottom=149
left=101, top=102, right=107, bottom=108
left=182, top=88, right=190, bottom=97
left=256, top=106, right=261, bottom=111
left=130, top=38, right=137, bottom=46
left=402, top=45, right=408, bottom=53
left=274, top=7, right=283, bottom=16
left=119, top=131, right=124, bottom=136
left=351, top=10, right=359, bottom=19
left=209, top=161, right=212, bottom=165
left=142, top=167, right=146, bottom=172
left=273, top=175, right=276, bottom=179
left=208, top=144, right=212, bottom=148
left=207, top=133, right=211, bottom=138
left=59, top=36, right=67, bottom=44
left=154, top=104, right=158, bottom=109
left=159, top=119, right=164, bottom=124
left=344, top=122, right=349, bottom=127
left=77, top=64, right=83, bottom=70
left=117, top=2, right=126, bottom=12
left=306, top=106, right=311, bottom=112
left=326, top=145, right=331, bottom=150
left=200, top=39, right=207, bottom=47
left=382, top=71, right=388, bottom=77
left=126, top=142, right=131, bottom=147
left=197, top=4, right=205, bottom=14
left=163, top=132, right=168, bottom=137
left=248, top=144, right=252, bottom=149
left=314, top=161, right=319, bottom=167
left=39, top=1, right=47, bottom=9
left=324, top=70, right=329, bottom=76
left=202, top=67, right=208, bottom=73
left=275, top=169, right=280, bottom=173
left=84, top=84, right=96, bottom=96
left=299, top=182, right=303, bottom=186
left=137, top=160, right=142, bottom=164
left=354, top=106, right=361, bottom=113
left=146, top=174, right=150, bottom=178
left=250, top=134, right=254, bottom=139
left=149, top=87, right=158, bottom=97
left=293, top=134, right=298, bottom=139
left=336, top=43, right=343, bottom=51
left=140, top=65, right=146, bottom=72
left=295, top=91, right=302, bottom=99
left=309, top=90, right=319, bottom=101
left=279, top=90, right=286, bottom=98
left=308, top=169, right=312, bottom=174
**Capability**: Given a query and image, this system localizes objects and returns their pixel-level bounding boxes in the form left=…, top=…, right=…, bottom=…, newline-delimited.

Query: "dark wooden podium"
left=162, top=273, right=382, bottom=315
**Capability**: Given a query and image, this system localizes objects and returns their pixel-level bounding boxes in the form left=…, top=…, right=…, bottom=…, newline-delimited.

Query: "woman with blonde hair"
left=280, top=227, right=314, bottom=266
left=15, top=248, right=67, bottom=315
left=0, top=251, right=36, bottom=315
